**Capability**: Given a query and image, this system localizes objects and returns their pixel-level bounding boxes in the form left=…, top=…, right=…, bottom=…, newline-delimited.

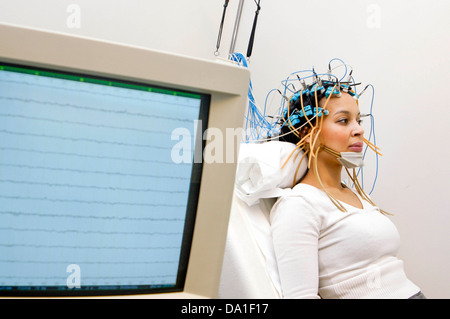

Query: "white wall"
left=1, top=0, right=449, bottom=298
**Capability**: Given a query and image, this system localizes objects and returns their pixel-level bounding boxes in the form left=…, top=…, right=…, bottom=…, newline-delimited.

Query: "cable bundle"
left=238, top=58, right=384, bottom=211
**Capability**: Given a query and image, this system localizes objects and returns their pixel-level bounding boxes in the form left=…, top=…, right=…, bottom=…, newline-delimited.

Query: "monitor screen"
left=0, top=62, right=210, bottom=296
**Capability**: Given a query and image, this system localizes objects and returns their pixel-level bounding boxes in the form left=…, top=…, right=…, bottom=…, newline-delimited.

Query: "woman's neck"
left=301, top=153, right=344, bottom=190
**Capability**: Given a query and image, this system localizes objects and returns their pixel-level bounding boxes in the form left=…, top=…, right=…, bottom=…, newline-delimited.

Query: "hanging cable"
left=246, top=0, right=261, bottom=59
left=215, top=0, right=230, bottom=56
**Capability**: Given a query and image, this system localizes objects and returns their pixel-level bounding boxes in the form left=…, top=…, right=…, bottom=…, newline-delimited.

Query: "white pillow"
left=234, top=141, right=308, bottom=206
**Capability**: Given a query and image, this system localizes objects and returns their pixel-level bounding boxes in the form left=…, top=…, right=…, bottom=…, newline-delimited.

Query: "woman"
left=270, top=69, right=425, bottom=299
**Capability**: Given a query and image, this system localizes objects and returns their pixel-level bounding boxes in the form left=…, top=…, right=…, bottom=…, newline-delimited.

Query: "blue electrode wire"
left=328, top=57, right=348, bottom=81
left=230, top=52, right=273, bottom=142
left=358, top=84, right=379, bottom=195
left=275, top=71, right=340, bottom=124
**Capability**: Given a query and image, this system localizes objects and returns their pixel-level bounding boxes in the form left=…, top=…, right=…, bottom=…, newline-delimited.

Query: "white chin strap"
left=321, top=145, right=364, bottom=169
left=337, top=152, right=364, bottom=168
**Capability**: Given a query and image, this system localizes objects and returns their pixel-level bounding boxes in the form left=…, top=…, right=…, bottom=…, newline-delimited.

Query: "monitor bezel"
left=0, top=61, right=211, bottom=297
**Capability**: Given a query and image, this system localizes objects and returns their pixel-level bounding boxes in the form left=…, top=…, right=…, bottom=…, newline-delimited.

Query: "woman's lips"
left=349, top=142, right=364, bottom=152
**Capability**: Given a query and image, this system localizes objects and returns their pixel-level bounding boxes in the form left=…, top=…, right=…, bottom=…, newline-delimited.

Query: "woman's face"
left=318, top=92, right=365, bottom=153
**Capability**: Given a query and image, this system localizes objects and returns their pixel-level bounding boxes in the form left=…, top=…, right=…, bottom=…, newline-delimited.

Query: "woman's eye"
left=337, top=118, right=363, bottom=125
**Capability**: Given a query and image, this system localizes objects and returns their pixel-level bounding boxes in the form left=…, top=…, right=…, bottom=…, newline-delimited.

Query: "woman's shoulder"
left=271, top=183, right=327, bottom=221
left=290, top=183, right=330, bottom=203
left=270, top=185, right=323, bottom=231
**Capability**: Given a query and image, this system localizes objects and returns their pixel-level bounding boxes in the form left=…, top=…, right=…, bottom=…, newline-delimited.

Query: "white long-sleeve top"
left=270, top=183, right=420, bottom=299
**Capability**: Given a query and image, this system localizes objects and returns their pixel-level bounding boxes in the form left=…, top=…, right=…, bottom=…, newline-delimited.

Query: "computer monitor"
left=0, top=23, right=250, bottom=298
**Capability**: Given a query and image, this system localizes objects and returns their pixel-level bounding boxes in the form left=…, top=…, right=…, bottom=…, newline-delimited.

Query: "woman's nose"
left=352, top=121, right=364, bottom=136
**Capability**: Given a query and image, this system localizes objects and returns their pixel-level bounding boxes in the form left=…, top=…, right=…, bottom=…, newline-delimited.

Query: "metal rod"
left=229, top=0, right=245, bottom=57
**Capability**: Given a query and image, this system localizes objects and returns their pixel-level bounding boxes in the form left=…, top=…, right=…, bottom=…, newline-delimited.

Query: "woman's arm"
left=270, top=197, right=321, bottom=299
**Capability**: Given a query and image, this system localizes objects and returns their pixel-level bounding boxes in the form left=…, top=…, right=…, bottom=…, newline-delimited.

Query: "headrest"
left=234, top=141, right=308, bottom=206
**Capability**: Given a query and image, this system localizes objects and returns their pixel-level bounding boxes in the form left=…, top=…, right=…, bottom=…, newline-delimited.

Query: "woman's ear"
left=305, top=135, right=311, bottom=143
left=301, top=126, right=311, bottom=143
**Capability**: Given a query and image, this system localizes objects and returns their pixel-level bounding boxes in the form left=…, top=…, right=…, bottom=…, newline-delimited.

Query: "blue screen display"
left=0, top=64, right=207, bottom=295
